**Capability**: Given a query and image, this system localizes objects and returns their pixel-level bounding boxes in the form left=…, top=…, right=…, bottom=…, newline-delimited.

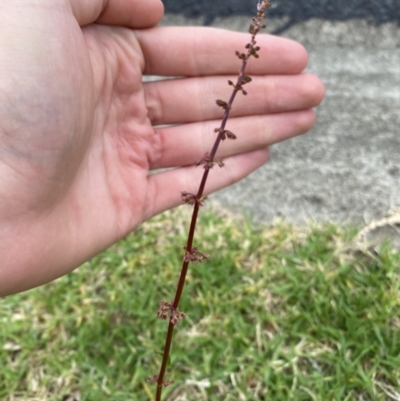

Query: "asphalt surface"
left=162, top=0, right=400, bottom=30
left=156, top=13, right=400, bottom=235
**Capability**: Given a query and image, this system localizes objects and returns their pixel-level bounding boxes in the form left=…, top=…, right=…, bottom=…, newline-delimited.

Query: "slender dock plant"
left=148, top=2, right=272, bottom=399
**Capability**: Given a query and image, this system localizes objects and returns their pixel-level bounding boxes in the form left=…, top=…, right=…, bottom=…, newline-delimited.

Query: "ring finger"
left=148, top=109, right=316, bottom=170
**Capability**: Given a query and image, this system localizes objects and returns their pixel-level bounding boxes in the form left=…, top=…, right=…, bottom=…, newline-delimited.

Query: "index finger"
left=69, top=0, right=163, bottom=28
left=135, top=26, right=308, bottom=76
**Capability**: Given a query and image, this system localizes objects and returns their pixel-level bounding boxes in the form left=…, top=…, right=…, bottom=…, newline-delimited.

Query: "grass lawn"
left=1, top=206, right=400, bottom=401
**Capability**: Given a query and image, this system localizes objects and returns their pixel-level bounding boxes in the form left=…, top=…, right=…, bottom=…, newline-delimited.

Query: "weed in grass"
left=149, top=2, right=272, bottom=400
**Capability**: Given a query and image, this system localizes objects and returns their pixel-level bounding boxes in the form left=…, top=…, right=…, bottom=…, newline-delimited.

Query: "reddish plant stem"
left=207, top=61, right=249, bottom=162
left=155, top=321, right=174, bottom=400
left=154, top=3, right=270, bottom=397
left=155, top=208, right=200, bottom=399
left=155, top=66, right=248, bottom=401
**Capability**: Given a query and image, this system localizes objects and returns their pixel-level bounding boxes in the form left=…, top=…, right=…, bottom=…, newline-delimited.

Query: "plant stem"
left=153, top=3, right=270, bottom=399
left=155, top=66, right=245, bottom=401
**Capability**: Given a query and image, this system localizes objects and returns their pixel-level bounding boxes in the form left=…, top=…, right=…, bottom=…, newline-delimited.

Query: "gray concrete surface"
left=158, top=15, right=400, bottom=229
left=162, top=0, right=400, bottom=29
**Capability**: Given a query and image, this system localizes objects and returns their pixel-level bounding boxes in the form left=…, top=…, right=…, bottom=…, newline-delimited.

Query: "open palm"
left=0, top=0, right=324, bottom=295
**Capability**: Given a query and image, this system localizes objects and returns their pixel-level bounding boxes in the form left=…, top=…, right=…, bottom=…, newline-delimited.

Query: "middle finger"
left=144, top=73, right=323, bottom=125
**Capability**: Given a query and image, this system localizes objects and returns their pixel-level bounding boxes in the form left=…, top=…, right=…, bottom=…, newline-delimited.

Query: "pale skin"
left=0, top=0, right=324, bottom=296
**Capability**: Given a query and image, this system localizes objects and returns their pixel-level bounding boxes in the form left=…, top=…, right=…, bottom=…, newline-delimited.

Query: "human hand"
left=0, top=0, right=324, bottom=295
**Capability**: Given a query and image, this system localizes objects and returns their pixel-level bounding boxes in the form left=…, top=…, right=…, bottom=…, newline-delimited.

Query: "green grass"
left=1, top=207, right=400, bottom=401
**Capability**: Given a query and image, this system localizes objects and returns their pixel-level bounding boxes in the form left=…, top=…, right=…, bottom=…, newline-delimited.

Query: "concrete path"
left=157, top=15, right=400, bottom=232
